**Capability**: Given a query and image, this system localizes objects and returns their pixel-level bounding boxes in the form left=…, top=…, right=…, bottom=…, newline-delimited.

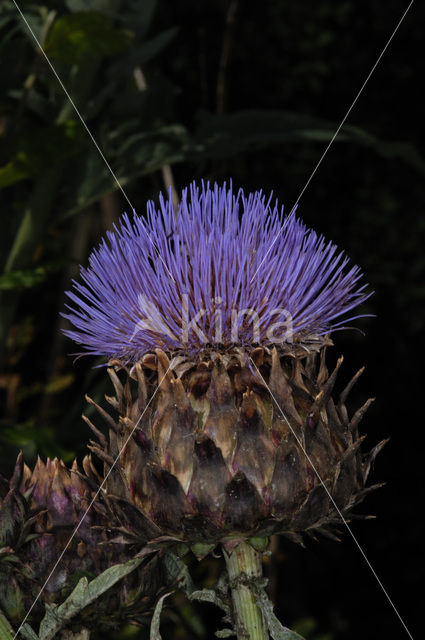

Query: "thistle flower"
left=63, top=182, right=370, bottom=362
left=61, top=182, right=383, bottom=558
left=60, top=181, right=387, bottom=640
left=0, top=454, right=166, bottom=631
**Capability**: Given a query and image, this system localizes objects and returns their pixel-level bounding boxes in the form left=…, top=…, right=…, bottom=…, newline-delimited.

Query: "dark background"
left=0, top=1, right=423, bottom=639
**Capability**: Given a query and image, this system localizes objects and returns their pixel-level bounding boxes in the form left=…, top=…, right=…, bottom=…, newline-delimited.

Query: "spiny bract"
left=0, top=454, right=167, bottom=630
left=85, top=346, right=385, bottom=552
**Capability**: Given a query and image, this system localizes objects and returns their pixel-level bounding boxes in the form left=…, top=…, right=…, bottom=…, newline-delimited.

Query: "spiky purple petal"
left=63, top=182, right=371, bottom=361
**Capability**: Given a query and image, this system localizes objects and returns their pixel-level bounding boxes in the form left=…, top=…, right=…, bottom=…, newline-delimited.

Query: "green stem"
left=223, top=542, right=269, bottom=640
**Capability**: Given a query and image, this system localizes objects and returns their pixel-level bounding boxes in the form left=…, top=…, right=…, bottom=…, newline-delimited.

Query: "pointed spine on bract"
left=84, top=346, right=386, bottom=552
left=0, top=453, right=168, bottom=631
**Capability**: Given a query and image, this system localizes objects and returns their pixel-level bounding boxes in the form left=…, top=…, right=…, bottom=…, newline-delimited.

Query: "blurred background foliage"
left=0, top=0, right=423, bottom=638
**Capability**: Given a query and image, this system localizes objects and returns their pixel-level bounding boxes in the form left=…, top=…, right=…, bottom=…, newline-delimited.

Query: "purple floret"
left=63, top=181, right=371, bottom=362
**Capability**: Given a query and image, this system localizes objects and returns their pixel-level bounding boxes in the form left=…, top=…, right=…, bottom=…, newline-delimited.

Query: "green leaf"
left=254, top=585, right=306, bottom=640
left=190, top=542, right=216, bottom=560
left=164, top=552, right=196, bottom=596
left=118, top=0, right=157, bottom=35
left=65, top=0, right=116, bottom=12
left=192, top=110, right=425, bottom=175
left=44, top=12, right=134, bottom=65
left=248, top=537, right=269, bottom=552
left=37, top=557, right=142, bottom=640
left=150, top=592, right=173, bottom=640
left=0, top=8, right=18, bottom=32
left=55, top=124, right=188, bottom=221
left=0, top=609, right=15, bottom=640
left=4, top=165, right=63, bottom=273
left=106, top=28, right=179, bottom=80
left=0, top=152, right=34, bottom=188
left=291, top=617, right=318, bottom=637
left=189, top=589, right=230, bottom=616
left=11, top=6, right=45, bottom=44
left=0, top=259, right=71, bottom=291
left=215, top=630, right=234, bottom=638
left=53, top=107, right=425, bottom=225
left=18, top=625, right=40, bottom=640
left=0, top=267, right=46, bottom=290
left=0, top=121, right=86, bottom=192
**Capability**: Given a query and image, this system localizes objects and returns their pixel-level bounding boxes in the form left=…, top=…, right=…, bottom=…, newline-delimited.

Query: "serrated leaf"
left=150, top=592, right=172, bottom=640
left=254, top=585, right=306, bottom=640
left=38, top=557, right=142, bottom=640
left=163, top=552, right=196, bottom=596
left=189, top=589, right=230, bottom=615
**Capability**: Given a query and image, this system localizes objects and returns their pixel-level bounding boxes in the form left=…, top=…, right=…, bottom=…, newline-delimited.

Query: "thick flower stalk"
left=63, top=182, right=383, bottom=639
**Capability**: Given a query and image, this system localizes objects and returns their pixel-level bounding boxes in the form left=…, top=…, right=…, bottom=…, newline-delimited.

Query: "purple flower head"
left=63, top=182, right=371, bottom=362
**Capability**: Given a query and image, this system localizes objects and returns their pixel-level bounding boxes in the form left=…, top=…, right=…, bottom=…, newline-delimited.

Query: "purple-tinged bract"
left=63, top=182, right=370, bottom=362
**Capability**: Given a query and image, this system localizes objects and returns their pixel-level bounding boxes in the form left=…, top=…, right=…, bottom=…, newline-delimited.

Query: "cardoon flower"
left=0, top=454, right=167, bottom=634
left=64, top=182, right=369, bottom=361
left=64, top=182, right=384, bottom=640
